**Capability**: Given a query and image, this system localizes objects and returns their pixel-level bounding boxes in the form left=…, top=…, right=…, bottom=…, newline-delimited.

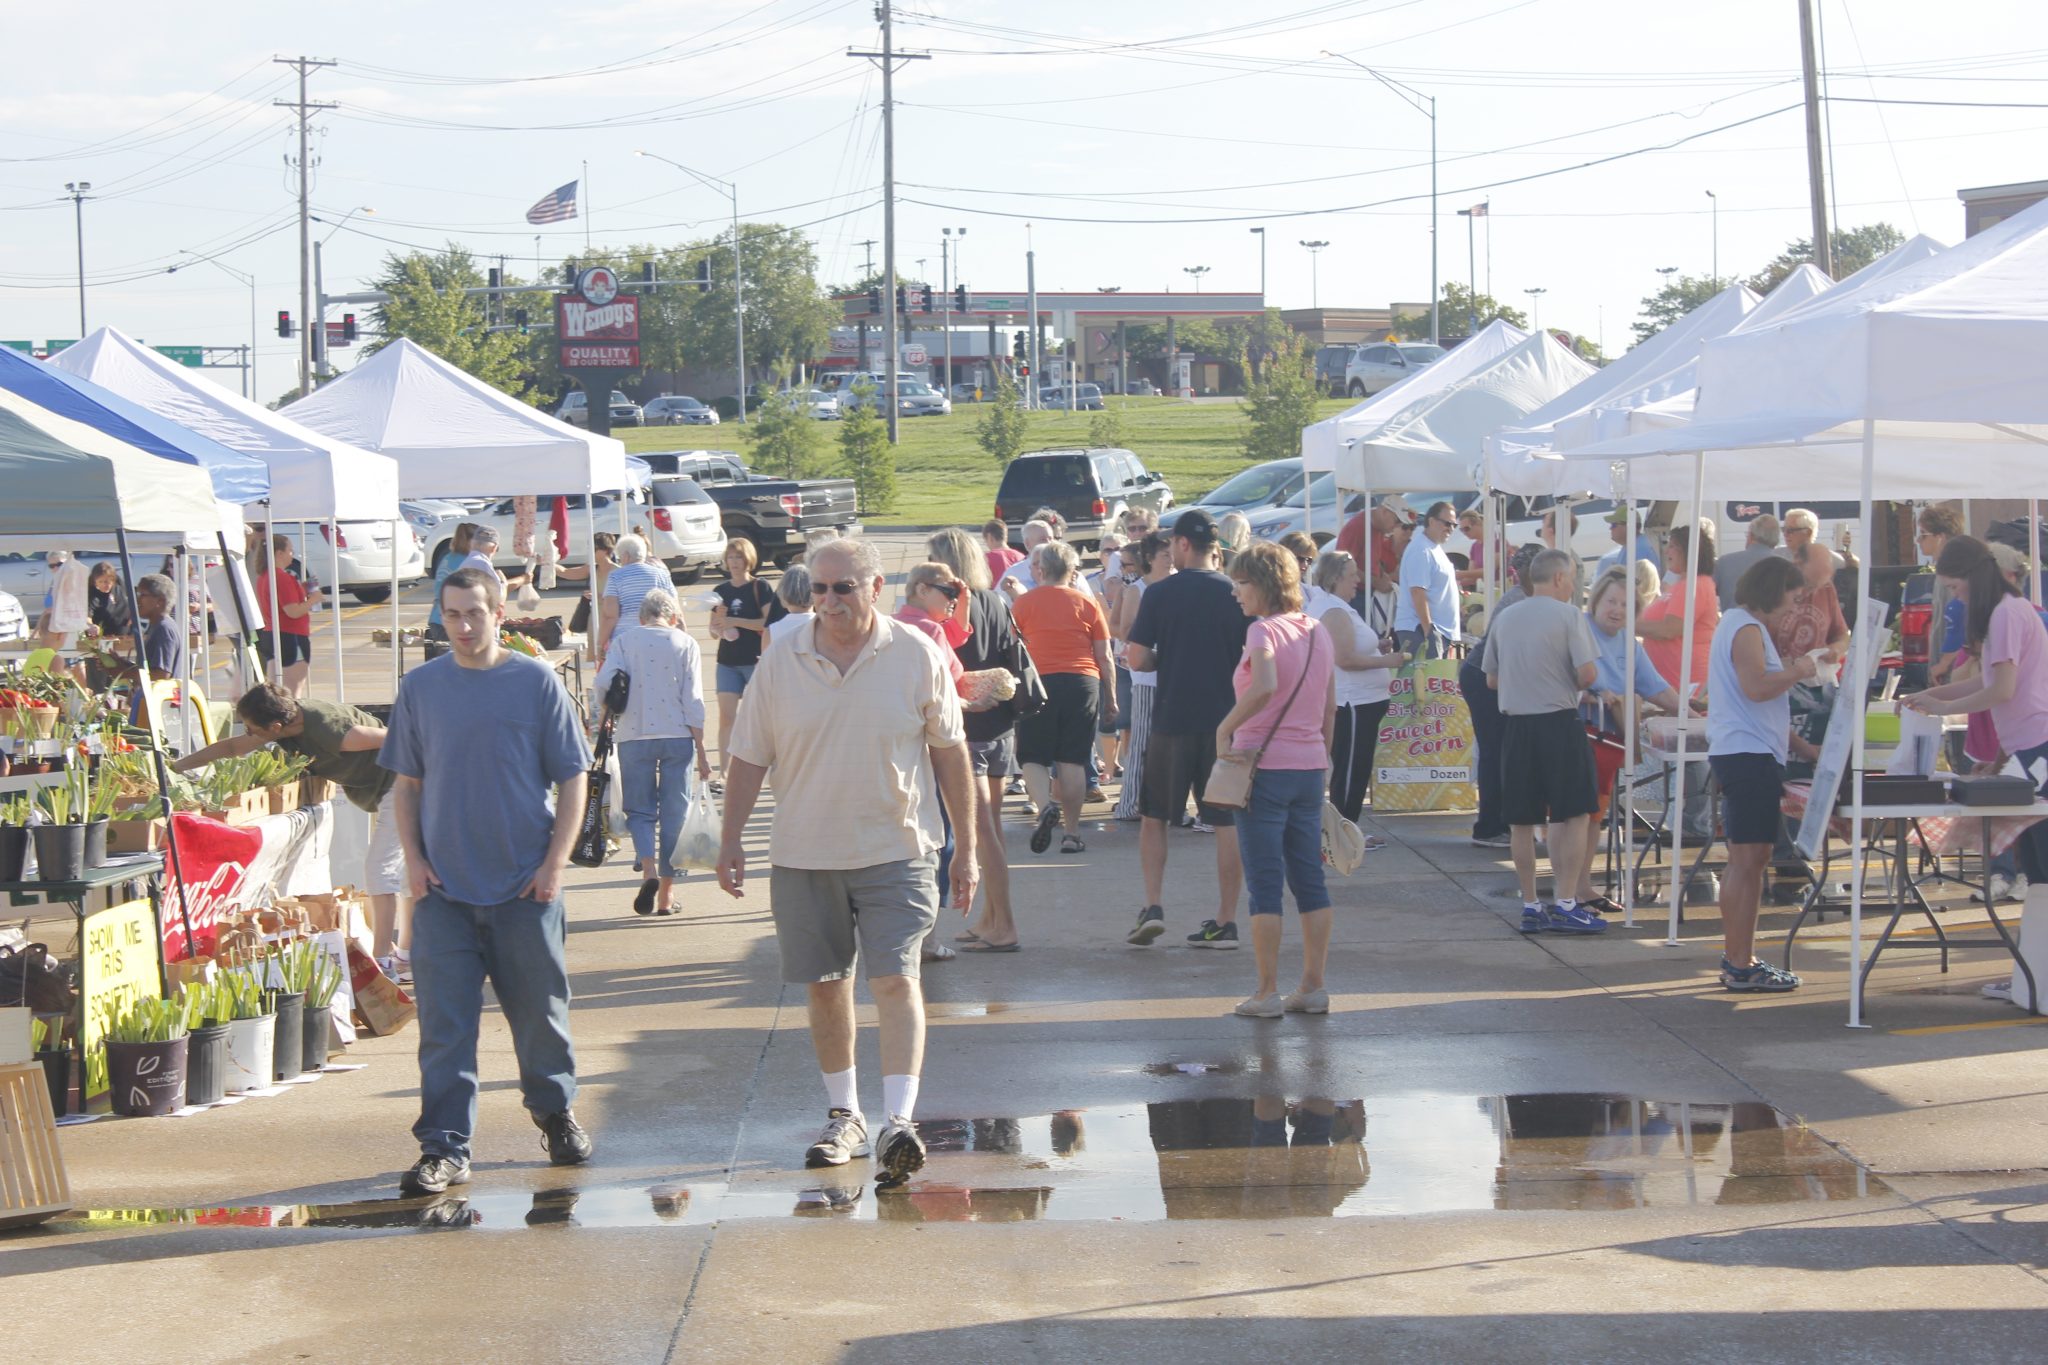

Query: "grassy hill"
left=620, top=395, right=1355, bottom=526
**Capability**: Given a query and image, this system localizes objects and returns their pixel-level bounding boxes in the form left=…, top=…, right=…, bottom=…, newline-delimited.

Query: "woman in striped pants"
left=1113, top=531, right=1172, bottom=821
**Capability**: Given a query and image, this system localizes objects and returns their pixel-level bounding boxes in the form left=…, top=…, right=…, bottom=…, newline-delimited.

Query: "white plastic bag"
left=674, top=788, right=724, bottom=872
left=514, top=580, right=543, bottom=614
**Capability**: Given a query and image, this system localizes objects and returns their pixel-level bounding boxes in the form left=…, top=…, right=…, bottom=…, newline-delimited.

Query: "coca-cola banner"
left=158, top=805, right=335, bottom=962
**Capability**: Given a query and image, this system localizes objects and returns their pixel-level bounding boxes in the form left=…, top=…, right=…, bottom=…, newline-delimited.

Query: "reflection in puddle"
left=45, top=1093, right=1877, bottom=1233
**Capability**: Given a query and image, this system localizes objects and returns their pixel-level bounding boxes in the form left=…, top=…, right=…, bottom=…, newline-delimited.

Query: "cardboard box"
left=266, top=780, right=302, bottom=816
left=105, top=817, right=165, bottom=854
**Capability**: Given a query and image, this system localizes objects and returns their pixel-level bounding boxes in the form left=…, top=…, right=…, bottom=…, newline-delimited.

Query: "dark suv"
left=993, top=448, right=1173, bottom=553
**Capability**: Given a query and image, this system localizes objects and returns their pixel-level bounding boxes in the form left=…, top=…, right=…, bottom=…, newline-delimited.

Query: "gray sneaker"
left=1127, top=904, right=1166, bottom=946
left=874, top=1117, right=927, bottom=1189
left=804, top=1108, right=871, bottom=1167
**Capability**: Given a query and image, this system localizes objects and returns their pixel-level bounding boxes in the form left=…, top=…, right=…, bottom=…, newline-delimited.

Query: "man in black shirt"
left=1123, top=509, right=1252, bottom=948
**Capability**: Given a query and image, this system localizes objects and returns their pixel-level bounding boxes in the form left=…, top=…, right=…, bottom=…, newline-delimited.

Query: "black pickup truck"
left=636, top=450, right=862, bottom=567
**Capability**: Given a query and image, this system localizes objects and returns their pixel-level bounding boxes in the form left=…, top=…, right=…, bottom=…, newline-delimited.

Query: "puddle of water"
left=41, top=1093, right=1877, bottom=1233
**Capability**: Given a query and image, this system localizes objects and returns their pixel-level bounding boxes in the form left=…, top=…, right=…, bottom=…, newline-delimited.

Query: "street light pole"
left=1298, top=240, right=1329, bottom=308
left=169, top=251, right=258, bottom=399
left=1182, top=265, right=1210, bottom=293
left=637, top=150, right=747, bottom=425
left=1705, top=190, right=1719, bottom=284
left=64, top=182, right=92, bottom=335
left=1250, top=227, right=1266, bottom=301
left=1323, top=52, right=1436, bottom=344
left=1524, top=287, right=1547, bottom=332
left=310, top=206, right=373, bottom=381
left=1456, top=205, right=1480, bottom=333
left=1655, top=265, right=1679, bottom=297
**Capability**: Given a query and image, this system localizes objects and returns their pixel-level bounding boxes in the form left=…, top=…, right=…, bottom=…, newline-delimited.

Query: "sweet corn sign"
left=1372, top=657, right=1477, bottom=813
left=81, top=898, right=162, bottom=1101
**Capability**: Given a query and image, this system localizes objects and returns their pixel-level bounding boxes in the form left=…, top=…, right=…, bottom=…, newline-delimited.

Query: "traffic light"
left=514, top=308, right=530, bottom=334
left=866, top=285, right=881, bottom=313
left=640, top=260, right=656, bottom=284
left=953, top=283, right=967, bottom=311
left=341, top=313, right=357, bottom=343
left=696, top=258, right=713, bottom=293
left=895, top=285, right=908, bottom=315
left=919, top=285, right=934, bottom=314
left=1019, top=363, right=1031, bottom=378
left=1011, top=330, right=1026, bottom=360
left=487, top=266, right=502, bottom=290
left=276, top=311, right=293, bottom=338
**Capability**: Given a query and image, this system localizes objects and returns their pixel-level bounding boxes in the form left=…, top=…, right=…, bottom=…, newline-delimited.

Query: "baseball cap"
left=1602, top=506, right=1630, bottom=525
left=1173, top=507, right=1220, bottom=547
left=1376, top=496, right=1415, bottom=527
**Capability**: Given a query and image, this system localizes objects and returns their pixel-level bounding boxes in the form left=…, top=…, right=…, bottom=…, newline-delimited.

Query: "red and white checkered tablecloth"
left=1780, top=780, right=2044, bottom=857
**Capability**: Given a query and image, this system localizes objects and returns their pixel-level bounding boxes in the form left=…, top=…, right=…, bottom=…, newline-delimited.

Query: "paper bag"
left=346, top=941, right=416, bottom=1037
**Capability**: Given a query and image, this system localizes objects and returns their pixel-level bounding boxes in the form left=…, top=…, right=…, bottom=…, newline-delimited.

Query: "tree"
left=748, top=388, right=826, bottom=479
left=975, top=373, right=1032, bottom=466
left=1237, top=332, right=1321, bottom=465
left=837, top=381, right=896, bottom=514
left=1086, top=403, right=1130, bottom=450
left=1632, top=273, right=1724, bottom=344
left=1393, top=282, right=1527, bottom=341
left=369, top=245, right=535, bottom=399
left=1747, top=222, right=1906, bottom=292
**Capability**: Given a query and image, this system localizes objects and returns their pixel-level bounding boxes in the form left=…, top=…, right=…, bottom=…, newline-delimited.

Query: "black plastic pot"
left=0, top=825, right=27, bottom=882
left=36, top=1046, right=70, bottom=1118
left=184, top=1023, right=230, bottom=1106
left=31, top=822, right=86, bottom=882
left=301, top=1001, right=331, bottom=1073
left=83, top=817, right=109, bottom=869
left=270, top=990, right=306, bottom=1082
left=107, top=1035, right=188, bottom=1117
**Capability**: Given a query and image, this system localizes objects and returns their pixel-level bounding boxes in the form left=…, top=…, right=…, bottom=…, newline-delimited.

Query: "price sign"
left=81, top=897, right=162, bottom=1101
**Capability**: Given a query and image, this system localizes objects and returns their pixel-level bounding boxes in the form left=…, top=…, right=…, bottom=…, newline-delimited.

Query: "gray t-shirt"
left=1481, top=595, right=1599, bottom=716
left=1712, top=544, right=1772, bottom=604
left=379, top=652, right=591, bottom=906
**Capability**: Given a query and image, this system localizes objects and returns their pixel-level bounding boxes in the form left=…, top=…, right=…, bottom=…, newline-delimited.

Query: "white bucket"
left=224, top=1014, right=276, bottom=1094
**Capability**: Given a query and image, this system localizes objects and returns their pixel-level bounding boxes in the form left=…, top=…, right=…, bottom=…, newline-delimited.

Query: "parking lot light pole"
left=1298, top=240, right=1329, bottom=308
left=1250, top=227, right=1266, bottom=301
left=943, top=225, right=966, bottom=396
left=1524, top=286, right=1547, bottom=332
left=65, top=181, right=92, bottom=334
left=637, top=149, right=746, bottom=424
left=168, top=250, right=258, bottom=398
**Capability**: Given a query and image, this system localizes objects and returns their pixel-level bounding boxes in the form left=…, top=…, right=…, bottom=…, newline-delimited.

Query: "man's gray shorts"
left=968, top=734, right=1016, bottom=778
left=769, top=855, right=940, bottom=984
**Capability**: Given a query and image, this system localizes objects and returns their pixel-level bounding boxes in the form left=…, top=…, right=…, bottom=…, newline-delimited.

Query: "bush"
left=1238, top=334, right=1321, bottom=465
left=974, top=372, right=1032, bottom=466
left=838, top=382, right=896, bottom=514
left=747, top=389, right=826, bottom=479
left=1087, top=404, right=1130, bottom=449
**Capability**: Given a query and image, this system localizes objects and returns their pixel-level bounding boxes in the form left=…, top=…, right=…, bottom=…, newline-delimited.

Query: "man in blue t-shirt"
left=381, top=567, right=593, bottom=1197
left=1124, top=509, right=1252, bottom=949
left=1593, top=507, right=1660, bottom=582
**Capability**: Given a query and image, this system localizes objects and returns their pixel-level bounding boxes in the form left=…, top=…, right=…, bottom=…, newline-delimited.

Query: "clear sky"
left=2, top=0, right=2042, bottom=399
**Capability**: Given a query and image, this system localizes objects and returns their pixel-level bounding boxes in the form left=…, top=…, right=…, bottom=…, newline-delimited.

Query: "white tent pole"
left=1847, top=421, right=1876, bottom=1029
left=617, top=492, right=628, bottom=540
left=586, top=498, right=599, bottom=704
left=1668, top=450, right=1704, bottom=946
left=1619, top=465, right=1637, bottom=927
left=264, top=511, right=281, bottom=686
left=390, top=519, right=402, bottom=698
left=174, top=550, right=192, bottom=752
left=2033, top=499, right=2043, bottom=609
left=330, top=521, right=346, bottom=704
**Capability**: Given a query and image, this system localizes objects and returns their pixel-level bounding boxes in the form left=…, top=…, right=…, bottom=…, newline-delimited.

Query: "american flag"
left=525, top=180, right=578, bottom=225
left=1466, top=201, right=1488, bottom=217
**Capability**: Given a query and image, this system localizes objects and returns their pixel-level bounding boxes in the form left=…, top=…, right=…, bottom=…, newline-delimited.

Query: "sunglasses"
left=924, top=581, right=963, bottom=600
left=810, top=579, right=861, bottom=597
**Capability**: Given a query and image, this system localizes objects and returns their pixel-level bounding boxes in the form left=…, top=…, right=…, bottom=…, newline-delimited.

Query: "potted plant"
left=294, top=943, right=345, bottom=1073
left=82, top=757, right=116, bottom=868
left=219, top=968, right=275, bottom=1094
left=0, top=793, right=30, bottom=883
left=180, top=982, right=231, bottom=1107
left=101, top=995, right=189, bottom=1117
left=30, top=779, right=86, bottom=882
left=267, top=944, right=308, bottom=1083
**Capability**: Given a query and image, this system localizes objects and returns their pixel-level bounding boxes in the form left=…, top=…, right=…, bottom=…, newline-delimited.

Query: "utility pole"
left=942, top=226, right=965, bottom=397
left=851, top=5, right=928, bottom=443
left=64, top=181, right=92, bottom=335
left=857, top=239, right=877, bottom=280
left=1705, top=190, right=1719, bottom=284
left=1797, top=0, right=1833, bottom=277
left=1026, top=248, right=1040, bottom=409
left=275, top=56, right=337, bottom=397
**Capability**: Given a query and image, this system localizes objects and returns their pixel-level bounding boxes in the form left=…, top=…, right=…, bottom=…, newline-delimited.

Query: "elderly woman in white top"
left=1306, top=551, right=1407, bottom=828
left=596, top=588, right=712, bottom=916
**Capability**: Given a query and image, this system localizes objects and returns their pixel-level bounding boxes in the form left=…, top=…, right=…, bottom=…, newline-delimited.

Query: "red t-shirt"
left=985, top=547, right=1024, bottom=582
left=261, top=570, right=310, bottom=637
left=1335, top=513, right=1398, bottom=579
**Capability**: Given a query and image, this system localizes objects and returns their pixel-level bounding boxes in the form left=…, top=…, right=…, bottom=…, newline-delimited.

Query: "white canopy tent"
left=1557, top=199, right=2048, bottom=1025
left=54, top=327, right=403, bottom=702
left=282, top=338, right=630, bottom=499
left=1301, top=318, right=1530, bottom=476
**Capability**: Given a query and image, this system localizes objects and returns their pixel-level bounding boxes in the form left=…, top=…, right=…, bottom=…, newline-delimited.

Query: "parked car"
left=642, top=395, right=719, bottom=426
left=457, top=492, right=636, bottom=571
left=556, top=389, right=645, bottom=428
left=1157, top=458, right=1309, bottom=532
left=785, top=388, right=842, bottom=421
left=1124, top=378, right=1159, bottom=397
left=273, top=521, right=429, bottom=604
left=950, top=381, right=986, bottom=402
left=1313, top=344, right=1355, bottom=396
left=993, top=448, right=1173, bottom=553
left=636, top=450, right=862, bottom=567
left=644, top=477, right=728, bottom=583
left=1243, top=480, right=1477, bottom=553
left=1038, top=382, right=1105, bottom=411
left=1342, top=342, right=1446, bottom=398
left=1504, top=495, right=1629, bottom=572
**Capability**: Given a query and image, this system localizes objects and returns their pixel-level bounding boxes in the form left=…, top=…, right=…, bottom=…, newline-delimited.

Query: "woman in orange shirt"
left=1012, top=541, right=1117, bottom=855
left=1638, top=522, right=1719, bottom=695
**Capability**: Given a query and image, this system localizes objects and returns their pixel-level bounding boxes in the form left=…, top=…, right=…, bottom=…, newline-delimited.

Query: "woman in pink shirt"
left=1905, top=536, right=2048, bottom=886
left=1638, top=522, right=1719, bottom=694
left=1217, top=543, right=1338, bottom=1020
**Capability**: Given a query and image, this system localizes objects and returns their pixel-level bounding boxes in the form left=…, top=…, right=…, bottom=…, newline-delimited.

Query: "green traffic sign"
left=0, top=340, right=32, bottom=354
left=43, top=339, right=76, bottom=353
left=153, top=345, right=203, bottom=367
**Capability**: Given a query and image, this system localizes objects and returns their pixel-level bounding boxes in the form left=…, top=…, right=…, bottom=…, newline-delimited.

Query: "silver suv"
left=1342, top=342, right=1445, bottom=398
left=556, top=389, right=645, bottom=428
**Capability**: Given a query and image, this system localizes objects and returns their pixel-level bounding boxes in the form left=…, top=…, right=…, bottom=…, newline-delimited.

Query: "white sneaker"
left=1981, top=979, right=2015, bottom=1002
left=1976, top=874, right=2027, bottom=905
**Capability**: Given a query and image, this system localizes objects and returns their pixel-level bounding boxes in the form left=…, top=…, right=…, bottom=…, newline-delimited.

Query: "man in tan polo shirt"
left=717, top=537, right=979, bottom=1188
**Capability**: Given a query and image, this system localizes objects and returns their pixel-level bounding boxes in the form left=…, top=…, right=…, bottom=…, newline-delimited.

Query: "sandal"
left=959, top=939, right=1021, bottom=953
left=1060, top=834, right=1086, bottom=854
left=953, top=929, right=986, bottom=944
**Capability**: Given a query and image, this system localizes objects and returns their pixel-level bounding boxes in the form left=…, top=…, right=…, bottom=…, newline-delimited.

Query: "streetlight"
left=1524, top=287, right=1547, bottom=331
left=1323, top=52, right=1436, bottom=344
left=1705, top=190, right=1719, bottom=284
left=312, top=206, right=374, bottom=379
left=1298, top=240, right=1330, bottom=308
left=1455, top=203, right=1486, bottom=334
left=941, top=225, right=966, bottom=395
left=1249, top=227, right=1266, bottom=300
left=1182, top=265, right=1210, bottom=293
left=1655, top=265, right=1679, bottom=293
left=64, top=181, right=92, bottom=335
left=637, top=149, right=747, bottom=424
left=166, top=251, right=258, bottom=399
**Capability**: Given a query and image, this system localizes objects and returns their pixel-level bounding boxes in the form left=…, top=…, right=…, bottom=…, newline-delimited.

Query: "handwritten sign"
left=1373, top=658, right=1477, bottom=812
left=81, top=898, right=162, bottom=1101
left=1795, top=597, right=1893, bottom=859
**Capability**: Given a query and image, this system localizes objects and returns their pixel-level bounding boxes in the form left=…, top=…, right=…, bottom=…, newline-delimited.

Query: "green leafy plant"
left=33, top=782, right=76, bottom=825
left=30, top=1015, right=49, bottom=1051
left=100, top=994, right=189, bottom=1044
left=308, top=952, right=345, bottom=1009
left=222, top=967, right=274, bottom=1021
left=277, top=940, right=320, bottom=994
left=974, top=372, right=1032, bottom=466
left=0, top=793, right=30, bottom=828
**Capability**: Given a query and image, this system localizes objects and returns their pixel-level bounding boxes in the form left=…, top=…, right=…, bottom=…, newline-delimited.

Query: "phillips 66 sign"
left=558, top=266, right=640, bottom=369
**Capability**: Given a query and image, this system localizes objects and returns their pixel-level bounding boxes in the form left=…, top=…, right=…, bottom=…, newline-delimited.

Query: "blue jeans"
left=1240, top=767, right=1331, bottom=916
left=411, top=890, right=577, bottom=1161
left=621, top=735, right=695, bottom=880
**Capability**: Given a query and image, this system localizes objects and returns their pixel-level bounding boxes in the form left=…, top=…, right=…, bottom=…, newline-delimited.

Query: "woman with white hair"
left=766, top=564, right=814, bottom=646
left=1012, top=540, right=1117, bottom=855
left=599, top=532, right=669, bottom=664
left=1306, top=549, right=1407, bottom=826
left=596, top=588, right=712, bottom=916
